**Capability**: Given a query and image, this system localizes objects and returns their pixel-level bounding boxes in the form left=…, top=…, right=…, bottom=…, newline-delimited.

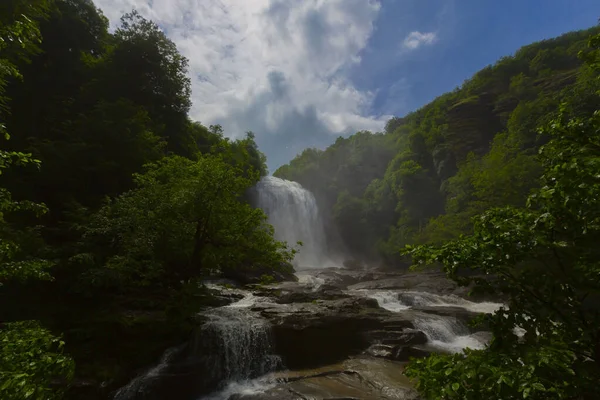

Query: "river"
left=113, top=177, right=504, bottom=400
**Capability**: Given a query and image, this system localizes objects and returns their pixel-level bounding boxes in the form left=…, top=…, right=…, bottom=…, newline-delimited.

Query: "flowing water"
left=194, top=296, right=281, bottom=398
left=113, top=346, right=185, bottom=400
left=115, top=178, right=508, bottom=399
left=396, top=291, right=501, bottom=314
left=254, top=176, right=334, bottom=268
left=113, top=294, right=281, bottom=400
left=355, top=289, right=503, bottom=353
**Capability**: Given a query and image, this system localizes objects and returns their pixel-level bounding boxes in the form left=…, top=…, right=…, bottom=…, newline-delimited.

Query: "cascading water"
left=357, top=289, right=502, bottom=353
left=412, top=315, right=488, bottom=353
left=193, top=306, right=281, bottom=389
left=113, top=294, right=281, bottom=400
left=113, top=346, right=185, bottom=400
left=254, top=176, right=332, bottom=268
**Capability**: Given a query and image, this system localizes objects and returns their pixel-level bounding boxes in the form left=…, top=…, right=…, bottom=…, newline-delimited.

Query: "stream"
left=113, top=177, right=504, bottom=400
left=114, top=269, right=503, bottom=400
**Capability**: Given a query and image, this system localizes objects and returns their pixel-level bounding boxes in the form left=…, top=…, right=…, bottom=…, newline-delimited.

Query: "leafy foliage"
left=403, top=36, right=600, bottom=397
left=0, top=321, right=74, bottom=400
left=0, top=0, right=282, bottom=396
left=79, top=154, right=294, bottom=288
left=275, top=25, right=600, bottom=264
left=1, top=2, right=75, bottom=398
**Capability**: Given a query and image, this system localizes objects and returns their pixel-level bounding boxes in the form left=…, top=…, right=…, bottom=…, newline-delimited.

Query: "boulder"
left=364, top=344, right=395, bottom=359
left=252, top=297, right=410, bottom=369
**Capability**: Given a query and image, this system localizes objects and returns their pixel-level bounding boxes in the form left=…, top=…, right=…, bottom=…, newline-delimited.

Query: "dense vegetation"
left=404, top=32, right=600, bottom=399
left=3, top=0, right=599, bottom=398
left=0, top=0, right=291, bottom=398
left=275, top=18, right=600, bottom=400
left=275, top=25, right=600, bottom=266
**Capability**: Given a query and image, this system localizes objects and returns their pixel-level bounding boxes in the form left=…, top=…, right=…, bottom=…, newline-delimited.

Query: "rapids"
left=114, top=178, right=504, bottom=400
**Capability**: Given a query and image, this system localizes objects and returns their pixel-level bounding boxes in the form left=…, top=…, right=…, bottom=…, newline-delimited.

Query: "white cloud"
left=92, top=0, right=391, bottom=170
left=403, top=31, right=437, bottom=50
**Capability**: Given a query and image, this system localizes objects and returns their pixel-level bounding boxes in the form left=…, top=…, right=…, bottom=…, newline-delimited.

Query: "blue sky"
left=355, top=0, right=600, bottom=117
left=95, top=0, right=599, bottom=171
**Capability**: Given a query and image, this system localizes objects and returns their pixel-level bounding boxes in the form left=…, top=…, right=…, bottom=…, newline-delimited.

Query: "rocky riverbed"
left=114, top=267, right=503, bottom=400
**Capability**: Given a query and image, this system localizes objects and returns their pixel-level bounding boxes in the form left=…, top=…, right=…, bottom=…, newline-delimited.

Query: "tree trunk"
left=190, top=219, right=204, bottom=272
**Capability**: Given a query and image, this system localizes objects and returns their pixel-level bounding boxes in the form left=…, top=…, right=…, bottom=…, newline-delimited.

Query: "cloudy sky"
left=93, top=0, right=599, bottom=172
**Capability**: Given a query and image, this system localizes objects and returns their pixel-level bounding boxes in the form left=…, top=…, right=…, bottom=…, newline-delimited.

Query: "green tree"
left=0, top=321, right=74, bottom=400
left=80, top=154, right=295, bottom=288
left=98, top=10, right=193, bottom=156
left=404, top=106, right=600, bottom=398
left=0, top=1, right=75, bottom=398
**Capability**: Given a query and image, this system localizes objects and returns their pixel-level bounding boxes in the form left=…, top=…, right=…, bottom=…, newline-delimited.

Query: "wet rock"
left=275, top=286, right=350, bottom=304
left=207, top=294, right=246, bottom=307
left=411, top=305, right=480, bottom=320
left=252, top=296, right=427, bottom=369
left=381, top=315, right=417, bottom=330
left=317, top=271, right=361, bottom=288
left=251, top=297, right=399, bottom=369
left=348, top=270, right=458, bottom=295
left=365, top=344, right=395, bottom=358
left=411, top=306, right=489, bottom=331
left=228, top=389, right=302, bottom=400
left=364, top=329, right=427, bottom=346
left=242, top=357, right=419, bottom=400
left=393, top=346, right=431, bottom=361
left=223, top=263, right=298, bottom=285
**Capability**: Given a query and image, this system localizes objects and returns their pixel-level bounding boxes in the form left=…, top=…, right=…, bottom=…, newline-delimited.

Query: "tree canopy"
left=0, top=1, right=281, bottom=397
left=275, top=25, right=600, bottom=265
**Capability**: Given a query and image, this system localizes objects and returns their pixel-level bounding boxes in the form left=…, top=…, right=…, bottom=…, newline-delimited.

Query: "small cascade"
left=360, top=289, right=502, bottom=353
left=412, top=315, right=487, bottom=353
left=113, top=293, right=281, bottom=400
left=365, top=291, right=410, bottom=312
left=113, top=346, right=184, bottom=400
left=296, top=273, right=326, bottom=291
left=192, top=294, right=282, bottom=399
left=397, top=291, right=501, bottom=314
left=254, top=176, right=333, bottom=268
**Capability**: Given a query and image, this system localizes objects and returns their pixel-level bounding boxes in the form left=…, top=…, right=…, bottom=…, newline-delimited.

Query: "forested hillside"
left=1, top=1, right=291, bottom=398
left=275, top=25, right=600, bottom=265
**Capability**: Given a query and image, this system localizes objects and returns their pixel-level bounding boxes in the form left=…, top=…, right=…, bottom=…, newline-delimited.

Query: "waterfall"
left=192, top=308, right=281, bottom=387
left=113, top=295, right=280, bottom=400
left=254, top=176, right=331, bottom=268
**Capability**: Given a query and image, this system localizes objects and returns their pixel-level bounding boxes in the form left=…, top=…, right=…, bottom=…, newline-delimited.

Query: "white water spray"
left=193, top=310, right=281, bottom=386
left=361, top=289, right=503, bottom=353
left=412, top=315, right=488, bottom=353
left=113, top=346, right=183, bottom=400
left=255, top=176, right=332, bottom=268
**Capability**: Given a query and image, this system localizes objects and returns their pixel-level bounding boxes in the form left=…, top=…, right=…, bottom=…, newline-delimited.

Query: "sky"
left=92, top=0, right=599, bottom=172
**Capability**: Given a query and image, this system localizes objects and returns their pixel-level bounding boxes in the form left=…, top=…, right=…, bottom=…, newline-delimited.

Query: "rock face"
left=363, top=328, right=428, bottom=346
left=228, top=357, right=420, bottom=400
left=241, top=268, right=496, bottom=370
left=252, top=297, right=401, bottom=369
